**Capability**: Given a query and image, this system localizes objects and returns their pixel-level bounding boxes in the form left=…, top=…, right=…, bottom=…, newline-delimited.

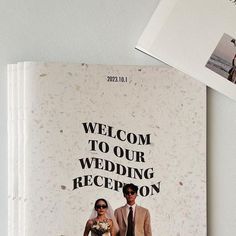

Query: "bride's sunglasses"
left=95, top=204, right=107, bottom=209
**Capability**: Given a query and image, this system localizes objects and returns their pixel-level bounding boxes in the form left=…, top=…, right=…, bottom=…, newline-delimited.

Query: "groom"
left=114, top=183, right=152, bottom=236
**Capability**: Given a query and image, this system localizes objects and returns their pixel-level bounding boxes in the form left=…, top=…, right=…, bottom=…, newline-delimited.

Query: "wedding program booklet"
left=7, top=64, right=17, bottom=236
left=8, top=62, right=206, bottom=236
left=137, top=0, right=236, bottom=101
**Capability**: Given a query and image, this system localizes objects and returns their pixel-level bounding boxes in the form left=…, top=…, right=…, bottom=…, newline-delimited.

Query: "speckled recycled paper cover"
left=22, top=62, right=206, bottom=236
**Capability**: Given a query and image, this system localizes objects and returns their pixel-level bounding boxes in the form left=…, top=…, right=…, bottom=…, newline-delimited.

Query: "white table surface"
left=0, top=1, right=236, bottom=235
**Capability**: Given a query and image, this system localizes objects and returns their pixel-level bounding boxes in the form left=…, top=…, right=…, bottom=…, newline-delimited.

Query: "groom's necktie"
left=127, top=206, right=134, bottom=236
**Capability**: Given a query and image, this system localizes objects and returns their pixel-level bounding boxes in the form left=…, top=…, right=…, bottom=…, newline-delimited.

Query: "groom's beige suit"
left=114, top=205, right=152, bottom=236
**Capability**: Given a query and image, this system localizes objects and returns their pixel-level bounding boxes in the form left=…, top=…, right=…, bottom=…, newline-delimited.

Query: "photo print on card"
left=206, top=33, right=236, bottom=84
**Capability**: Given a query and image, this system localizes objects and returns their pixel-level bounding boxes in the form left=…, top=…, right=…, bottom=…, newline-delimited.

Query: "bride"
left=83, top=198, right=119, bottom=236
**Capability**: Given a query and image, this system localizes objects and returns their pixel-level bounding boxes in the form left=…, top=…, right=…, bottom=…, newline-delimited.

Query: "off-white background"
left=0, top=1, right=236, bottom=236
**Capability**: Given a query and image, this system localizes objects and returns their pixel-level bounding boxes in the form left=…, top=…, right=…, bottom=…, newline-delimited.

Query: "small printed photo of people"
left=206, top=33, right=236, bottom=84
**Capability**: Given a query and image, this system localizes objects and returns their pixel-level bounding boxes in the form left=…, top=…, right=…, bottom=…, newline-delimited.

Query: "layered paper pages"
left=8, top=62, right=206, bottom=236
left=137, top=0, right=236, bottom=100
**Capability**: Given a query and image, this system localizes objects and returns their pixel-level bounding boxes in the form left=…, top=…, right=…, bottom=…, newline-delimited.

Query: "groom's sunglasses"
left=125, top=191, right=135, bottom=195
left=95, top=204, right=107, bottom=209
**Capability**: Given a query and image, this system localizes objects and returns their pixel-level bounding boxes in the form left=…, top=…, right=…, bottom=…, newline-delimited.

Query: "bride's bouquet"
left=91, top=221, right=111, bottom=236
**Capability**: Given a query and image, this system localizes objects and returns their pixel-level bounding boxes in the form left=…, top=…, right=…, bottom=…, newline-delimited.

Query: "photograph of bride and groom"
left=83, top=183, right=152, bottom=236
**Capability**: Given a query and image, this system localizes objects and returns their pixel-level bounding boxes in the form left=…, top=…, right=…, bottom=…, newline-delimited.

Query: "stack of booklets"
left=8, top=62, right=206, bottom=235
